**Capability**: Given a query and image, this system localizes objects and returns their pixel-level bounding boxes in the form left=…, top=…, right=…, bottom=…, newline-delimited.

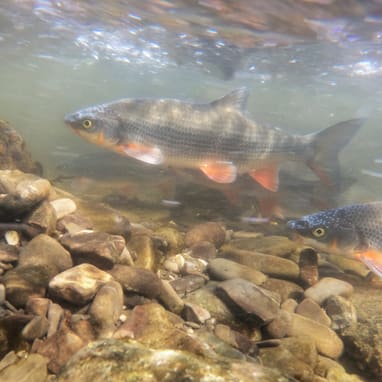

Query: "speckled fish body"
left=287, top=202, right=382, bottom=277
left=64, top=89, right=363, bottom=192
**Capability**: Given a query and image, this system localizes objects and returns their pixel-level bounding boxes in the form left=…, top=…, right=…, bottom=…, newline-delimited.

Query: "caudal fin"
left=305, top=118, right=365, bottom=187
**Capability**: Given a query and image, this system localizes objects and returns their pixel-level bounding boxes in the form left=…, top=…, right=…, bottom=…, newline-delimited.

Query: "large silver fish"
left=287, top=202, right=382, bottom=277
left=64, top=88, right=363, bottom=191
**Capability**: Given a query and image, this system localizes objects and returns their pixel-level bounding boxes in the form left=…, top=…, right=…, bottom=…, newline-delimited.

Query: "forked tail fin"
left=305, top=118, right=365, bottom=187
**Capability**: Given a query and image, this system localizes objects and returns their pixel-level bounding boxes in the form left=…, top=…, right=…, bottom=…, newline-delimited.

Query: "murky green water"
left=1, top=0, right=382, bottom=219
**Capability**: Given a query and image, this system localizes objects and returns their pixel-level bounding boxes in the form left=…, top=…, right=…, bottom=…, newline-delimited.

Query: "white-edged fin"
left=200, top=161, right=237, bottom=183
left=122, top=144, right=164, bottom=165
left=209, top=88, right=248, bottom=111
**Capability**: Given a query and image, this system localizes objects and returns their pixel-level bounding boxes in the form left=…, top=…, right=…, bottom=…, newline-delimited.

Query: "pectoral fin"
left=249, top=165, right=280, bottom=192
left=200, top=161, right=237, bottom=183
left=117, top=142, right=164, bottom=165
left=358, top=249, right=382, bottom=277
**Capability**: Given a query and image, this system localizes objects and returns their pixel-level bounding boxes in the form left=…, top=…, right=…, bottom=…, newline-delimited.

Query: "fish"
left=287, top=202, right=382, bottom=277
left=64, top=88, right=364, bottom=192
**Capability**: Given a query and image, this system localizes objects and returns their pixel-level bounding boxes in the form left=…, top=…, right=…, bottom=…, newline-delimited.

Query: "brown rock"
left=47, top=303, right=64, bottom=338
left=262, top=278, right=304, bottom=302
left=48, top=263, right=113, bottom=305
left=127, top=234, right=159, bottom=271
left=25, top=296, right=50, bottom=317
left=21, top=315, right=49, bottom=340
left=25, top=200, right=57, bottom=236
left=281, top=298, right=298, bottom=313
left=56, top=213, right=93, bottom=234
left=189, top=241, right=217, bottom=261
left=299, top=248, right=319, bottom=287
left=183, top=302, right=211, bottom=324
left=324, top=295, right=357, bottom=330
left=109, top=264, right=161, bottom=299
left=296, top=298, right=332, bottom=327
left=185, top=222, right=226, bottom=248
left=216, top=278, right=280, bottom=325
left=154, top=226, right=184, bottom=253
left=169, top=275, right=206, bottom=297
left=59, top=231, right=125, bottom=270
left=208, top=258, right=267, bottom=285
left=158, top=279, right=184, bottom=314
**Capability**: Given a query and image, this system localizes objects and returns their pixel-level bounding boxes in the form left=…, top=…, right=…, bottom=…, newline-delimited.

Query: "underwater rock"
left=48, top=263, right=113, bottom=305
left=208, top=258, right=267, bottom=285
left=50, top=198, right=77, bottom=220
left=3, top=266, right=49, bottom=307
left=296, top=298, right=332, bottom=327
left=0, top=243, right=19, bottom=263
left=154, top=226, right=184, bottom=254
left=324, top=295, right=357, bottom=331
left=21, top=315, right=49, bottom=340
left=216, top=278, right=280, bottom=325
left=47, top=302, right=64, bottom=338
left=298, top=248, right=319, bottom=287
left=213, top=324, right=256, bottom=355
left=0, top=170, right=50, bottom=219
left=19, top=234, right=72, bottom=280
left=183, top=284, right=237, bottom=325
left=189, top=240, right=217, bottom=261
left=281, top=298, right=298, bottom=313
left=109, top=264, right=161, bottom=299
left=183, top=302, right=211, bottom=324
left=326, top=254, right=370, bottom=278
left=266, top=310, right=343, bottom=359
left=221, top=246, right=300, bottom=279
left=169, top=274, right=206, bottom=297
left=126, top=234, right=159, bottom=271
left=4, top=230, right=20, bottom=246
left=229, top=235, right=297, bottom=257
left=304, top=277, right=354, bottom=304
left=88, top=280, right=124, bottom=339
left=158, top=279, right=184, bottom=314
left=25, top=200, right=57, bottom=236
left=185, top=222, right=226, bottom=248
left=262, top=278, right=304, bottom=302
left=0, top=352, right=48, bottom=382
left=315, top=355, right=363, bottom=382
left=295, top=298, right=333, bottom=329
left=56, top=339, right=291, bottom=382
left=56, top=212, right=94, bottom=234
left=59, top=231, right=126, bottom=270
left=25, top=296, right=50, bottom=317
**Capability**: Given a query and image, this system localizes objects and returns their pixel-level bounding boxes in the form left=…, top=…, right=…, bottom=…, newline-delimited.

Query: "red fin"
left=249, top=165, right=280, bottom=192
left=117, top=142, right=163, bottom=165
left=358, top=249, right=382, bottom=277
left=200, top=162, right=237, bottom=183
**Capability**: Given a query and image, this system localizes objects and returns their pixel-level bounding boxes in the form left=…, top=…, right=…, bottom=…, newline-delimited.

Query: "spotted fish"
left=287, top=202, right=382, bottom=277
left=64, top=88, right=363, bottom=192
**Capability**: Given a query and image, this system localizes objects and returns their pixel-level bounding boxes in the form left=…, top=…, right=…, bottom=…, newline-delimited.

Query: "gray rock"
left=50, top=198, right=77, bottom=220
left=19, top=234, right=72, bottom=280
left=25, top=200, right=57, bottom=236
left=21, top=315, right=49, bottom=340
left=0, top=352, right=48, bottom=382
left=216, top=278, right=280, bottom=325
left=185, top=222, right=226, bottom=248
left=262, top=278, right=304, bottom=302
left=56, top=339, right=290, bottom=382
left=48, top=263, right=113, bottom=305
left=324, top=295, right=357, bottom=330
left=0, top=170, right=50, bottom=219
left=296, top=298, right=331, bottom=327
left=59, top=231, right=125, bottom=270
left=304, top=277, right=354, bottom=304
left=208, top=258, right=267, bottom=285
left=89, top=280, right=124, bottom=338
left=169, top=275, right=206, bottom=297
left=109, top=264, right=161, bottom=299
left=266, top=310, right=343, bottom=359
left=221, top=246, right=299, bottom=279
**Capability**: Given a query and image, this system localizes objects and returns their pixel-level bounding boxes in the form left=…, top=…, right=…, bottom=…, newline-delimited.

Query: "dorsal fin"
left=210, top=88, right=248, bottom=111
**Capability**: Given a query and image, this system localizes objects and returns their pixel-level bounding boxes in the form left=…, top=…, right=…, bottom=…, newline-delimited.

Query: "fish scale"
left=65, top=88, right=364, bottom=191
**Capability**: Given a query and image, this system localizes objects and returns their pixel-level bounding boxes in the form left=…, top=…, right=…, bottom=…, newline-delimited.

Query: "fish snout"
left=64, top=112, right=78, bottom=125
left=286, top=219, right=309, bottom=232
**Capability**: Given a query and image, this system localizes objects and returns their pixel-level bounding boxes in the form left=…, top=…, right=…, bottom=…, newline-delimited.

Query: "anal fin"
left=249, top=165, right=280, bottom=192
left=200, top=161, right=237, bottom=183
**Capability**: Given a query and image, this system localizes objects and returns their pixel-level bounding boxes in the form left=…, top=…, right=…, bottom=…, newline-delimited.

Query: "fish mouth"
left=64, top=113, right=77, bottom=125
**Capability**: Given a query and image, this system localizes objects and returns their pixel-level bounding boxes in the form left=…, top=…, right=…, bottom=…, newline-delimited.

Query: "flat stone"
left=158, top=279, right=184, bottom=314
left=324, top=295, right=357, bottom=330
left=304, top=277, right=354, bottom=304
left=19, top=234, right=73, bottom=280
left=221, top=246, right=299, bottom=279
left=21, top=315, right=49, bottom=340
left=262, top=278, right=304, bottom=302
left=185, top=222, right=226, bottom=248
left=266, top=310, right=343, bottom=359
left=25, top=200, right=57, bottom=236
left=109, top=264, right=161, bottom=299
left=50, top=198, right=77, bottom=219
left=48, top=263, right=113, bottom=305
left=56, top=339, right=290, bottom=382
left=216, top=278, right=280, bottom=325
left=89, top=280, right=124, bottom=338
left=208, top=258, right=267, bottom=285
left=59, top=231, right=125, bottom=270
left=0, top=353, right=48, bottom=382
left=169, top=275, right=206, bottom=297
left=296, top=298, right=331, bottom=327
left=56, top=213, right=94, bottom=234
left=229, top=235, right=297, bottom=257
left=183, top=302, right=211, bottom=324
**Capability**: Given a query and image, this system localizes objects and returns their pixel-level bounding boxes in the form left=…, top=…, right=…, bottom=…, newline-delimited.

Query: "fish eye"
left=82, top=119, right=93, bottom=129
left=312, top=227, right=326, bottom=238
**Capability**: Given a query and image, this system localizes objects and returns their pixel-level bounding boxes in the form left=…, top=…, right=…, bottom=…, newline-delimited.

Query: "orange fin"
left=358, top=249, right=382, bottom=277
left=117, top=142, right=164, bottom=165
left=249, top=165, right=280, bottom=192
left=200, top=161, right=237, bottom=183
